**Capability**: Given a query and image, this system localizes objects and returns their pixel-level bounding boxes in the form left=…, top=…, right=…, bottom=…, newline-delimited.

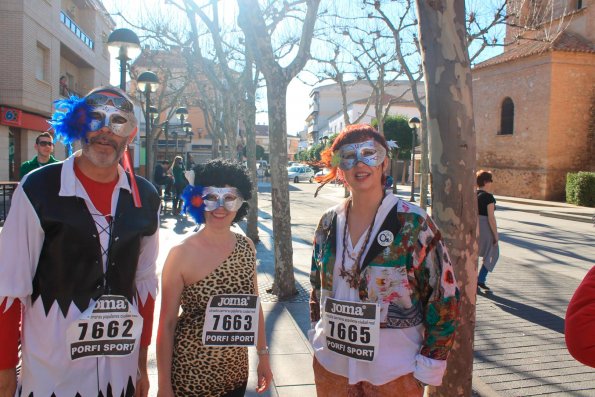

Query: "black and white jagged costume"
left=0, top=154, right=159, bottom=397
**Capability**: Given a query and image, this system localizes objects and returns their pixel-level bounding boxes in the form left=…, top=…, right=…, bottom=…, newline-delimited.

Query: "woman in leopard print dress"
left=157, top=160, right=273, bottom=397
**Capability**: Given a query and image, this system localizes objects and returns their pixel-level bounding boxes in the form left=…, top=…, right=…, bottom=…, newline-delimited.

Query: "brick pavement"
left=474, top=257, right=595, bottom=396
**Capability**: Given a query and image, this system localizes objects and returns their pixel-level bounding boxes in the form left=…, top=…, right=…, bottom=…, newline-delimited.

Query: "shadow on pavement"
left=478, top=290, right=565, bottom=334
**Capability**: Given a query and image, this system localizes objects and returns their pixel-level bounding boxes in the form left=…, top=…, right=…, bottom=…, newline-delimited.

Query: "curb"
left=539, top=211, right=593, bottom=224
left=473, top=376, right=503, bottom=397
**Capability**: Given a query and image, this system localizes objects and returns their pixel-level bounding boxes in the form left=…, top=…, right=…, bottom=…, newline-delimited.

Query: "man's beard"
left=81, top=134, right=128, bottom=168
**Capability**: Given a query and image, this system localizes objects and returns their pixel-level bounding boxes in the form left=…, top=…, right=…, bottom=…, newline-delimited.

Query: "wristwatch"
left=256, top=346, right=270, bottom=355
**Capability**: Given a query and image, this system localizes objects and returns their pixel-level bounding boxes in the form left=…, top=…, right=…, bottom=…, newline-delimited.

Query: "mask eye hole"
left=111, top=115, right=127, bottom=124
left=361, top=148, right=377, bottom=157
left=90, top=112, right=103, bottom=121
left=204, top=194, right=219, bottom=201
left=342, top=150, right=356, bottom=160
left=223, top=195, right=238, bottom=203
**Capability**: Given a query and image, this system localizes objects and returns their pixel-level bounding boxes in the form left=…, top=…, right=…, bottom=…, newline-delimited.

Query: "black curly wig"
left=192, top=159, right=252, bottom=223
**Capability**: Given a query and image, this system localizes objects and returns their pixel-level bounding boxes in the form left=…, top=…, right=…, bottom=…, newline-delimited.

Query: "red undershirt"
left=74, top=163, right=118, bottom=217
left=72, top=163, right=155, bottom=345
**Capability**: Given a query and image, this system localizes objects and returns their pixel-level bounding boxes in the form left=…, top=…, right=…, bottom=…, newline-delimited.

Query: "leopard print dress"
left=171, top=233, right=256, bottom=396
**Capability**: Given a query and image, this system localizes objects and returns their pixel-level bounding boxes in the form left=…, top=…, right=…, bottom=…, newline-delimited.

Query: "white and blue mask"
left=202, top=187, right=244, bottom=212
left=336, top=140, right=386, bottom=170
left=86, top=92, right=137, bottom=137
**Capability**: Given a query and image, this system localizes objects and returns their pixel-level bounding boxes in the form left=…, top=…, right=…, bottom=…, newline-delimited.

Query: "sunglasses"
left=86, top=93, right=133, bottom=112
left=37, top=141, right=54, bottom=147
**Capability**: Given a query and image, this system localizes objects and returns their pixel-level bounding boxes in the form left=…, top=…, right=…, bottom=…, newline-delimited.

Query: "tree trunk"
left=267, top=84, right=297, bottom=298
left=401, top=160, right=408, bottom=185
left=244, top=103, right=259, bottom=243
left=415, top=1, right=478, bottom=396
left=419, top=121, right=429, bottom=209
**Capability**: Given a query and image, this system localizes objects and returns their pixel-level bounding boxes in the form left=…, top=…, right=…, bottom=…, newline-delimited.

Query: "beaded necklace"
left=339, top=195, right=383, bottom=289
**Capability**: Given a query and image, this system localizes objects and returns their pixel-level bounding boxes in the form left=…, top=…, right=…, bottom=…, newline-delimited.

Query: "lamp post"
left=170, top=123, right=193, bottom=157
left=107, top=28, right=141, bottom=91
left=408, top=116, right=421, bottom=202
left=137, top=71, right=160, bottom=179
left=175, top=107, right=188, bottom=156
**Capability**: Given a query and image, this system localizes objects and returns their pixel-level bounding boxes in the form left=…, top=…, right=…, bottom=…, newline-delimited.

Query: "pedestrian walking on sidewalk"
left=309, top=124, right=460, bottom=396
left=565, top=266, right=595, bottom=368
left=0, top=86, right=160, bottom=397
left=476, top=170, right=499, bottom=291
left=157, top=160, right=273, bottom=397
left=168, top=155, right=188, bottom=215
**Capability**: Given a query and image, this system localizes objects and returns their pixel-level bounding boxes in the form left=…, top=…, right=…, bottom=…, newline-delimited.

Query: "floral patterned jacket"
left=309, top=198, right=460, bottom=360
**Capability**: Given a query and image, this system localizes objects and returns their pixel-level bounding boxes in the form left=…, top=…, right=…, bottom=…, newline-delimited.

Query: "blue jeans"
left=478, top=265, right=489, bottom=284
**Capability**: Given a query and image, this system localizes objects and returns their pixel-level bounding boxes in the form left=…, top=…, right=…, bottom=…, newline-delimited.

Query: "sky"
left=102, top=0, right=503, bottom=135
left=103, top=0, right=312, bottom=134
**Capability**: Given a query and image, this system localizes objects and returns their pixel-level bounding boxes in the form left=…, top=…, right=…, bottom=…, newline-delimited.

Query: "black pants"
left=156, top=176, right=174, bottom=195
left=172, top=180, right=187, bottom=213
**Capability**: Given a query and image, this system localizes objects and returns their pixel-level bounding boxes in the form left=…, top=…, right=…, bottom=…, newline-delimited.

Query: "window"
left=36, top=44, right=49, bottom=82
left=499, top=97, right=514, bottom=135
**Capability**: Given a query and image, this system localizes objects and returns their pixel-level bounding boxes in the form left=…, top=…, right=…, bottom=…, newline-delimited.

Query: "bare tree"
left=180, top=0, right=263, bottom=241
left=237, top=0, right=321, bottom=298
left=415, top=1, right=478, bottom=396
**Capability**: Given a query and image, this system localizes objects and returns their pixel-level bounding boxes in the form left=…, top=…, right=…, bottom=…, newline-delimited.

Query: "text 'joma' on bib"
left=323, top=297, right=380, bottom=362
left=66, top=295, right=142, bottom=360
left=202, top=294, right=260, bottom=347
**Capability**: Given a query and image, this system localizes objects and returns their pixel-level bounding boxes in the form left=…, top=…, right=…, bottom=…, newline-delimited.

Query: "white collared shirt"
left=310, top=194, right=446, bottom=386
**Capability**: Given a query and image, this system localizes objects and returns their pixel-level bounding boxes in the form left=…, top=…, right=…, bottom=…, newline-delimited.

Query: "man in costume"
left=19, top=131, right=59, bottom=180
left=0, top=86, right=160, bottom=397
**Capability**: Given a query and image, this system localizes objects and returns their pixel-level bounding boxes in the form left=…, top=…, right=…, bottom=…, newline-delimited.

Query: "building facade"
left=305, top=80, right=423, bottom=144
left=473, top=0, right=594, bottom=200
left=0, top=0, right=114, bottom=180
left=326, top=95, right=420, bottom=136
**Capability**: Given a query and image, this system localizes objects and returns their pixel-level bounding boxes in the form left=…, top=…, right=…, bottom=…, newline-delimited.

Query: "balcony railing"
left=60, top=11, right=94, bottom=50
left=0, top=182, right=18, bottom=225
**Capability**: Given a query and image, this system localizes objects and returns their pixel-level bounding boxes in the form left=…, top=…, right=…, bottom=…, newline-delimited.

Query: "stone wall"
left=473, top=54, right=552, bottom=199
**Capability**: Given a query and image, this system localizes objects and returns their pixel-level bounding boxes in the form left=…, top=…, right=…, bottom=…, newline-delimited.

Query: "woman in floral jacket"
left=309, top=124, right=459, bottom=396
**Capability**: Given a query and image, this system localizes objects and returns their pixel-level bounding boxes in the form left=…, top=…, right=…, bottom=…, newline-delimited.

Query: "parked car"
left=315, top=168, right=330, bottom=178
left=287, top=166, right=314, bottom=183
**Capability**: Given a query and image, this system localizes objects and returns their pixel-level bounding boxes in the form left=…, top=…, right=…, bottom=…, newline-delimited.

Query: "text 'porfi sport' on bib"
left=323, top=297, right=380, bottom=362
left=66, top=295, right=143, bottom=360
left=202, top=294, right=260, bottom=347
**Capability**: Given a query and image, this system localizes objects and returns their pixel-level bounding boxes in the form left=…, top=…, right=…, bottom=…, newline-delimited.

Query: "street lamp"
left=408, top=116, right=421, bottom=202
left=175, top=107, right=189, bottom=157
left=137, top=71, right=160, bottom=178
left=171, top=122, right=193, bottom=157
left=107, top=28, right=141, bottom=91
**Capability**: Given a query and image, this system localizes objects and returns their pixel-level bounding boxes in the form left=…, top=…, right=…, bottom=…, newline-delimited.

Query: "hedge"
left=566, top=171, right=595, bottom=207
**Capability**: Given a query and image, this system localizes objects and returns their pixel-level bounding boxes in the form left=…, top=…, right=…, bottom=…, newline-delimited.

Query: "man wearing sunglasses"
left=0, top=86, right=160, bottom=397
left=19, top=131, right=59, bottom=180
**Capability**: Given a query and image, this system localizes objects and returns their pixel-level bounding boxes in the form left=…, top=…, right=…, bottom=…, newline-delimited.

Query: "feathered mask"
left=181, top=184, right=205, bottom=224
left=49, top=96, right=93, bottom=145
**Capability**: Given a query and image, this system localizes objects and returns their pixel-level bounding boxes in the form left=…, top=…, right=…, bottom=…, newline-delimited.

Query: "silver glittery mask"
left=336, top=140, right=386, bottom=170
left=202, top=187, right=244, bottom=212
left=86, top=93, right=137, bottom=137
